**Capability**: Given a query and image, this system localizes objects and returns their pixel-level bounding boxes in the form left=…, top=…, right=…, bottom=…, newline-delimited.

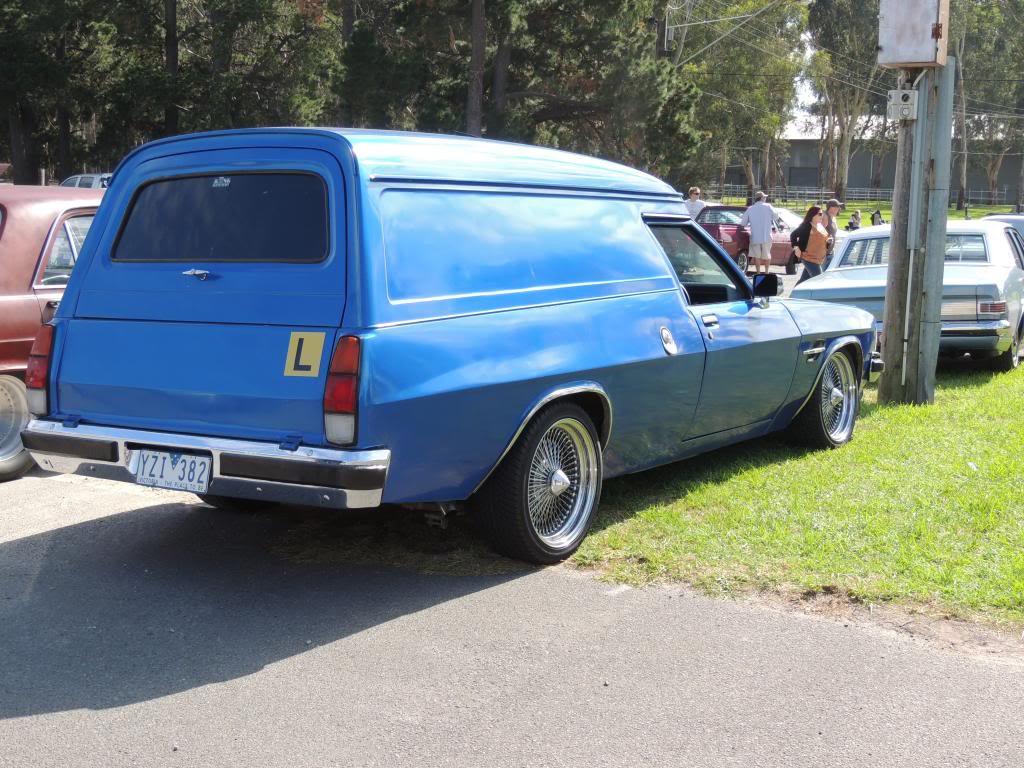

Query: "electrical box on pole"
left=878, top=0, right=950, bottom=68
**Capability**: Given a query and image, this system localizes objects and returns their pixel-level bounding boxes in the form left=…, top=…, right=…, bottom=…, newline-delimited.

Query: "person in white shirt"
left=684, top=186, right=706, bottom=218
left=739, top=191, right=776, bottom=275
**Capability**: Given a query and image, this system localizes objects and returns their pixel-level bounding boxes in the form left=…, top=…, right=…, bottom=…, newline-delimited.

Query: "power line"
left=692, top=1, right=1024, bottom=121
left=675, top=0, right=793, bottom=67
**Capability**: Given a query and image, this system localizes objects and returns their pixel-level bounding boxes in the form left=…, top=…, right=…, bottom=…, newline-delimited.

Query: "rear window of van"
left=113, top=173, right=328, bottom=262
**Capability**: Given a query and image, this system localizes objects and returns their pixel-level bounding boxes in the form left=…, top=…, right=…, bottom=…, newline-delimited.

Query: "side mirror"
left=752, top=273, right=780, bottom=298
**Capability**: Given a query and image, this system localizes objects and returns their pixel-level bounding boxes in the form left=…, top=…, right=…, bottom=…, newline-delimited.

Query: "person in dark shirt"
left=791, top=205, right=829, bottom=285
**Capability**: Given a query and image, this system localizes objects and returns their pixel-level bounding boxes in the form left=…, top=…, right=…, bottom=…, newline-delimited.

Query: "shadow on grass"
left=590, top=436, right=816, bottom=535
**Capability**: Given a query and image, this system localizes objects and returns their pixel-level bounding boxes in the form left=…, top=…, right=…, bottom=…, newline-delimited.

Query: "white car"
left=790, top=220, right=1024, bottom=370
left=60, top=173, right=112, bottom=189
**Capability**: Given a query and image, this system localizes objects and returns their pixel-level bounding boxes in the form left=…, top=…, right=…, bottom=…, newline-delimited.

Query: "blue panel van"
left=20, top=129, right=881, bottom=563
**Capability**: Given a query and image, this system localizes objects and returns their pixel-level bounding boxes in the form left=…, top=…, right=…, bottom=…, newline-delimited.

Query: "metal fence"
left=705, top=184, right=1012, bottom=206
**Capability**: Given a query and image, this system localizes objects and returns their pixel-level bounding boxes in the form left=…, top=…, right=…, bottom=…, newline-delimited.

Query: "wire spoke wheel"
left=0, top=377, right=30, bottom=463
left=818, top=352, right=857, bottom=443
left=525, top=417, right=599, bottom=551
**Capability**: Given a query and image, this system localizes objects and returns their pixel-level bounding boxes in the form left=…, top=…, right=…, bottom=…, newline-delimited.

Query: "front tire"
left=474, top=402, right=603, bottom=564
left=0, top=376, right=34, bottom=482
left=786, top=350, right=860, bottom=449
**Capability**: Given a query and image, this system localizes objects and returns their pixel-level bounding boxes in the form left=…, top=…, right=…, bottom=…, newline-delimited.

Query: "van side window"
left=648, top=225, right=747, bottom=305
left=113, top=173, right=328, bottom=263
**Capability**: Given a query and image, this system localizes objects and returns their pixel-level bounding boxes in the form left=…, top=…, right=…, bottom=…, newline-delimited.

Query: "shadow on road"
left=0, top=501, right=530, bottom=718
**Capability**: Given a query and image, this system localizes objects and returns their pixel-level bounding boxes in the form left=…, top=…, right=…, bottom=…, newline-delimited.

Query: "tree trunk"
left=465, top=0, right=485, bottom=137
left=987, top=151, right=1006, bottom=203
left=57, top=105, right=72, bottom=181
left=164, top=0, right=179, bottom=136
left=486, top=32, right=511, bottom=136
left=761, top=139, right=772, bottom=191
left=1017, top=155, right=1024, bottom=212
left=835, top=114, right=856, bottom=201
left=341, top=0, right=355, bottom=43
left=871, top=151, right=884, bottom=191
left=742, top=155, right=756, bottom=204
left=8, top=102, right=40, bottom=185
left=718, top=144, right=728, bottom=197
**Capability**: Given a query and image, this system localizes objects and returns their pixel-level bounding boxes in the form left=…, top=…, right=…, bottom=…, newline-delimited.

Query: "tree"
left=806, top=0, right=884, bottom=201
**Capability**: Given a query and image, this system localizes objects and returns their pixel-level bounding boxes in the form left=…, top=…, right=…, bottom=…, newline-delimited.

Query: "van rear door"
left=57, top=145, right=347, bottom=445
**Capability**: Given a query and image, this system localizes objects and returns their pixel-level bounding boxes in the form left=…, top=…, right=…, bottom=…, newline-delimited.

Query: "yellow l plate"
left=284, top=332, right=326, bottom=377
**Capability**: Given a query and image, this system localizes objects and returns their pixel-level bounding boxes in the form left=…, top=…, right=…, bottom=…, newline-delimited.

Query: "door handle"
left=701, top=314, right=719, bottom=328
left=182, top=268, right=211, bottom=280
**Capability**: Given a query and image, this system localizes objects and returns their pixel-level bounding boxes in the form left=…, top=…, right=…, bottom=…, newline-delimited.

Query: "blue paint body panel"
left=48, top=128, right=877, bottom=505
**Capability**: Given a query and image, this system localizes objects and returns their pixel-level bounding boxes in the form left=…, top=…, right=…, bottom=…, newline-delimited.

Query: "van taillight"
left=25, top=324, right=54, bottom=415
left=324, top=336, right=359, bottom=444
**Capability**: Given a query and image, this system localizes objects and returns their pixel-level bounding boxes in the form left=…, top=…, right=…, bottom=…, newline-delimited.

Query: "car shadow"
left=0, top=500, right=531, bottom=719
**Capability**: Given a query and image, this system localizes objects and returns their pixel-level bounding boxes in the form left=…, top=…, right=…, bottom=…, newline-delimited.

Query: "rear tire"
left=991, top=331, right=1020, bottom=372
left=474, top=402, right=603, bottom=564
left=0, top=376, right=34, bottom=483
left=197, top=494, right=279, bottom=513
left=786, top=349, right=860, bottom=449
left=736, top=251, right=749, bottom=273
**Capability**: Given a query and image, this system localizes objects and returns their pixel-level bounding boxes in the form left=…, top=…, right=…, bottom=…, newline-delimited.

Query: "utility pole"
left=876, top=0, right=954, bottom=405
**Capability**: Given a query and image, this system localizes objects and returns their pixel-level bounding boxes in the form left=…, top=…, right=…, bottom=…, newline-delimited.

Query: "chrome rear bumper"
left=21, top=420, right=389, bottom=509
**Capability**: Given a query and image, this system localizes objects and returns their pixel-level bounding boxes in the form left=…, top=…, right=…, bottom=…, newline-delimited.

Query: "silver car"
left=59, top=173, right=112, bottom=189
left=791, top=220, right=1024, bottom=370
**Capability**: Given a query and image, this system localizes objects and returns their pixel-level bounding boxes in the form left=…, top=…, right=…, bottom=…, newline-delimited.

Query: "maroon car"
left=694, top=204, right=799, bottom=274
left=0, top=185, right=102, bottom=480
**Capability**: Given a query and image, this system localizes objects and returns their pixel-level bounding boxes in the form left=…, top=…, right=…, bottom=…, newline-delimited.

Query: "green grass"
left=571, top=363, right=1024, bottom=625
left=718, top=196, right=1015, bottom=229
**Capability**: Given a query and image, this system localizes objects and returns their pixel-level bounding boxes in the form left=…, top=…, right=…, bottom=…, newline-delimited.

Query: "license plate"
left=134, top=450, right=212, bottom=493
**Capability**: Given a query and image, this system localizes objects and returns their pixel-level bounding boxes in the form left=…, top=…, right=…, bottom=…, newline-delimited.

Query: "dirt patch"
left=757, top=586, right=1024, bottom=663
left=268, top=505, right=533, bottom=577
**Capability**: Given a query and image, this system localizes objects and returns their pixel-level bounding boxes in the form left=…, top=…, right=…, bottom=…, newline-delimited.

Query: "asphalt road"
left=1, top=470, right=1022, bottom=767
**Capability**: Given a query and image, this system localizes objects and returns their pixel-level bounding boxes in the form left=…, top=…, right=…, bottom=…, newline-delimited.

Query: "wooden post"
left=878, top=61, right=955, bottom=404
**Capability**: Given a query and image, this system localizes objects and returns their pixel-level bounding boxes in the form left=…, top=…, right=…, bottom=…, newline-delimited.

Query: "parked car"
left=695, top=204, right=797, bottom=273
left=694, top=204, right=825, bottom=274
left=60, top=173, right=112, bottom=189
left=984, top=213, right=1024, bottom=239
left=0, top=185, right=102, bottom=480
left=790, top=220, right=1024, bottom=370
left=21, top=129, right=880, bottom=563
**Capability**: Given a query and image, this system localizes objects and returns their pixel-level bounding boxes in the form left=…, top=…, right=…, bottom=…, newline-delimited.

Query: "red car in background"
left=0, top=185, right=102, bottom=480
left=694, top=204, right=800, bottom=274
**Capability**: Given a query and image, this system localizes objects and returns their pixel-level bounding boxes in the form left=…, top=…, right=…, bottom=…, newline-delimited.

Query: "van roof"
left=124, top=128, right=681, bottom=199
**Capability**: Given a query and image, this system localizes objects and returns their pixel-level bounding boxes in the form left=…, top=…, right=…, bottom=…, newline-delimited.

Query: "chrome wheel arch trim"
left=791, top=336, right=866, bottom=422
left=470, top=381, right=612, bottom=497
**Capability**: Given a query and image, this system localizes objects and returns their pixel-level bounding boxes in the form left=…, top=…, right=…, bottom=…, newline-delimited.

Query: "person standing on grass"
left=685, top=186, right=706, bottom=218
left=823, top=197, right=842, bottom=266
left=740, top=191, right=776, bottom=275
left=791, top=205, right=829, bottom=285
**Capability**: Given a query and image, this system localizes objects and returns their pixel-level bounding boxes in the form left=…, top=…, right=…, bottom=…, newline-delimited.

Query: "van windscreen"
left=113, top=173, right=328, bottom=262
